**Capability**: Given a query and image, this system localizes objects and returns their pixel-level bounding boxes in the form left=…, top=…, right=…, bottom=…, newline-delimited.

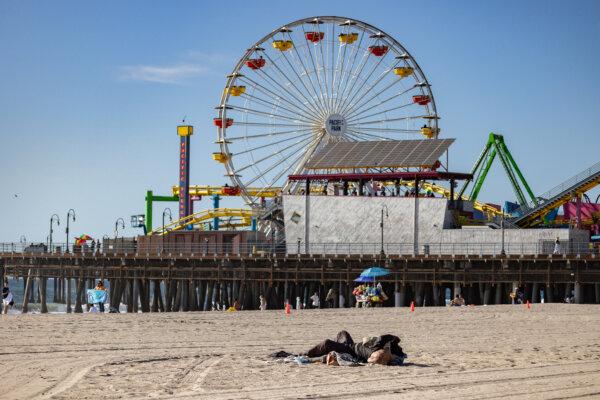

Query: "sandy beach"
left=2, top=304, right=600, bottom=399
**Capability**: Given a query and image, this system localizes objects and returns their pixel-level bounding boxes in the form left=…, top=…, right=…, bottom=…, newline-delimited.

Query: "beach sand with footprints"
left=2, top=304, right=600, bottom=399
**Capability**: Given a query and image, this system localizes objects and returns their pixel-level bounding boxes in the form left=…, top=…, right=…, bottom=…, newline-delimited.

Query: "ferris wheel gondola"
left=214, top=16, right=440, bottom=205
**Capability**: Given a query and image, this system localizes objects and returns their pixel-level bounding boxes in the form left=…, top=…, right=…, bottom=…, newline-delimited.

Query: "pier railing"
left=1, top=241, right=597, bottom=257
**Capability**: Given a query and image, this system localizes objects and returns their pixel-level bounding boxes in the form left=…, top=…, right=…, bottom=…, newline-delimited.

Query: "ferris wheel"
left=214, top=16, right=439, bottom=205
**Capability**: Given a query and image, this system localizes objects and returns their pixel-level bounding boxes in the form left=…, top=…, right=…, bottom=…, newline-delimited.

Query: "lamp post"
left=380, top=205, right=389, bottom=256
left=501, top=214, right=506, bottom=256
left=114, top=218, right=125, bottom=238
left=162, top=208, right=172, bottom=253
left=49, top=214, right=60, bottom=252
left=65, top=209, right=76, bottom=253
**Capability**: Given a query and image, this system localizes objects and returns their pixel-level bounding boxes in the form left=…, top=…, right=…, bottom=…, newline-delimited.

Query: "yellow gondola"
left=338, top=32, right=358, bottom=44
left=420, top=126, right=436, bottom=138
left=272, top=40, right=293, bottom=51
left=393, top=67, right=414, bottom=78
left=212, top=152, right=229, bottom=163
left=224, top=86, right=246, bottom=96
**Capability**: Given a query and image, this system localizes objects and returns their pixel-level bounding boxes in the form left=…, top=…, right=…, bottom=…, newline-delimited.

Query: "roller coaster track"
left=149, top=208, right=255, bottom=236
left=511, top=161, right=600, bottom=228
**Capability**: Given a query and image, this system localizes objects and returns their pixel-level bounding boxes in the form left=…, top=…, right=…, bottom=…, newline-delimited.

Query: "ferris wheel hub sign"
left=325, top=114, right=347, bottom=137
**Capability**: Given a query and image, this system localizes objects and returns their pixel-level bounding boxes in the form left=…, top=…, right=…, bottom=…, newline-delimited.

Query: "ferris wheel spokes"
left=239, top=75, right=319, bottom=119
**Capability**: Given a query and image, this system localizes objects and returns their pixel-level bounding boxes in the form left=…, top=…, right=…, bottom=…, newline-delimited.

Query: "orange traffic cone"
left=526, top=300, right=531, bottom=310
left=285, top=303, right=291, bottom=315
left=410, top=301, right=415, bottom=312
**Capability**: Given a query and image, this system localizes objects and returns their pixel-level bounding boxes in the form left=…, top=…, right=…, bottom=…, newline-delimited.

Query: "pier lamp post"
left=114, top=218, right=125, bottom=238
left=162, top=208, right=172, bottom=253
left=65, top=209, right=76, bottom=253
left=380, top=205, right=389, bottom=257
left=49, top=214, right=60, bottom=252
left=501, top=214, right=506, bottom=256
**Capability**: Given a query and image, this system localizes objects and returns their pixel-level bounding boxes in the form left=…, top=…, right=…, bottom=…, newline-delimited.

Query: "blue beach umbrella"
left=360, top=267, right=391, bottom=278
left=354, top=276, right=375, bottom=282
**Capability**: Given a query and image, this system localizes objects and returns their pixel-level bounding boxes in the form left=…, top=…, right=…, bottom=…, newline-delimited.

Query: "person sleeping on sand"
left=271, top=330, right=406, bottom=366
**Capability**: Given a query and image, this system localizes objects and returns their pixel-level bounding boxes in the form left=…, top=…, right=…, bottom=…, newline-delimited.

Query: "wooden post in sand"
left=40, top=274, right=48, bottom=313
left=151, top=280, right=160, bottom=312
left=196, top=280, right=206, bottom=311
left=74, top=270, right=84, bottom=313
left=132, top=275, right=139, bottom=313
left=483, top=283, right=491, bottom=305
left=204, top=281, right=213, bottom=311
left=181, top=280, right=189, bottom=312
left=432, top=284, right=440, bottom=306
left=564, top=283, right=573, bottom=302
left=66, top=276, right=72, bottom=313
left=494, top=283, right=503, bottom=304
left=21, top=268, right=33, bottom=313
left=174, top=281, right=183, bottom=311
left=114, top=279, right=126, bottom=311
left=531, top=282, right=540, bottom=303
left=29, top=277, right=36, bottom=303
left=126, top=280, right=134, bottom=313
left=414, top=283, right=423, bottom=307
left=545, top=284, right=554, bottom=303
left=61, top=276, right=66, bottom=304
left=188, top=280, right=197, bottom=311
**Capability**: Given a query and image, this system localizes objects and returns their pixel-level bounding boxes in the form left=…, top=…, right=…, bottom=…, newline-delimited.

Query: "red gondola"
left=213, top=118, right=234, bottom=128
left=245, top=58, right=266, bottom=70
left=222, top=186, right=241, bottom=196
left=412, top=95, right=431, bottom=106
left=305, top=31, right=325, bottom=43
left=368, top=45, right=388, bottom=57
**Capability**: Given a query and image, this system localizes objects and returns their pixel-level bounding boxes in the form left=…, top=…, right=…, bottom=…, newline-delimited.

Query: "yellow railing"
left=172, top=185, right=281, bottom=198
left=399, top=180, right=507, bottom=218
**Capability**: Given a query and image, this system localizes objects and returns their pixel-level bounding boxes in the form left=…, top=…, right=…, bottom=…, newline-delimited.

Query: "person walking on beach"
left=2, top=279, right=14, bottom=314
left=325, top=288, right=336, bottom=308
left=94, top=280, right=107, bottom=313
left=310, top=292, right=320, bottom=309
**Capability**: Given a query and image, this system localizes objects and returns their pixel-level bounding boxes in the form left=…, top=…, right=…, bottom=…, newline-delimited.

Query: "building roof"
left=305, top=139, right=455, bottom=170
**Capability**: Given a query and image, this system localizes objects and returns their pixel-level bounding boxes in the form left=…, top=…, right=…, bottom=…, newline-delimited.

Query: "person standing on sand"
left=310, top=292, right=320, bottom=309
left=2, top=279, right=14, bottom=314
left=94, top=280, right=107, bottom=313
left=259, top=295, right=267, bottom=311
left=325, top=288, right=336, bottom=308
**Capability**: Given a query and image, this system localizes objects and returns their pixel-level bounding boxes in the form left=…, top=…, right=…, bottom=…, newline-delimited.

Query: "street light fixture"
left=65, top=209, right=76, bottom=253
left=49, top=214, right=60, bottom=252
left=380, top=204, right=389, bottom=256
left=114, top=218, right=125, bottom=238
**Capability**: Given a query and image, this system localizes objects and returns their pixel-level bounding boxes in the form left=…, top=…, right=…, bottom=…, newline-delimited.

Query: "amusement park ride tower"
left=177, top=125, right=193, bottom=220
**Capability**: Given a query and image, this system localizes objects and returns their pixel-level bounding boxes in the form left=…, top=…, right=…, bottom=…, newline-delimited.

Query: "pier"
left=3, top=241, right=600, bottom=314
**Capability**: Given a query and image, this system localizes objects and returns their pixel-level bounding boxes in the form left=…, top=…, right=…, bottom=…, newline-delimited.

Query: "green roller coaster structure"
left=458, top=133, right=537, bottom=208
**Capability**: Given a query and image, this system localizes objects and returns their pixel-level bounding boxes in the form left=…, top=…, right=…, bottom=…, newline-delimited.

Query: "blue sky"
left=1, top=0, right=599, bottom=242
